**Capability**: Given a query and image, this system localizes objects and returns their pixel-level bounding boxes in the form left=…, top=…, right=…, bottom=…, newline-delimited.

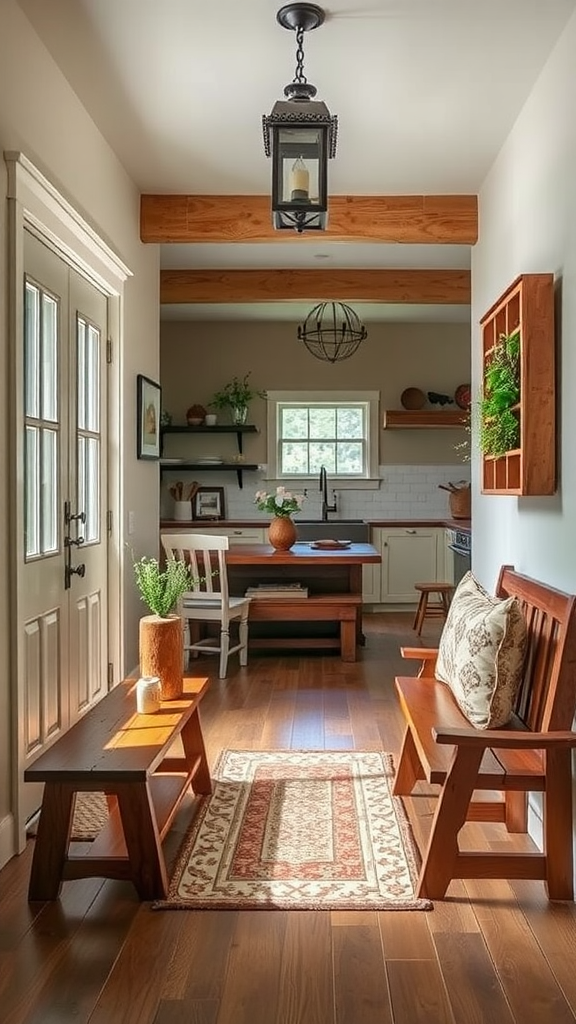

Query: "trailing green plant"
left=209, top=372, right=267, bottom=411
left=480, top=329, right=521, bottom=456
left=132, top=556, right=193, bottom=617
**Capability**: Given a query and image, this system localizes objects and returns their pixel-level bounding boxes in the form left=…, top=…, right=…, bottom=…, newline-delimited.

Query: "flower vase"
left=268, top=516, right=297, bottom=551
left=231, top=405, right=248, bottom=425
left=139, top=614, right=183, bottom=700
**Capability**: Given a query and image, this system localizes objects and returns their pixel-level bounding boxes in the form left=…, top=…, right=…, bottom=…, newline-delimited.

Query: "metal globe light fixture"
left=298, top=301, right=368, bottom=363
left=262, top=3, right=338, bottom=233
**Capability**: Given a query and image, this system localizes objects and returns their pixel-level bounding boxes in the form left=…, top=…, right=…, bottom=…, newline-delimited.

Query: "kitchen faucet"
left=319, top=465, right=337, bottom=521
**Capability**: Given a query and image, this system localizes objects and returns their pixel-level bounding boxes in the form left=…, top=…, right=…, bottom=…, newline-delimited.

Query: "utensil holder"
left=449, top=486, right=471, bottom=519
left=173, top=500, right=191, bottom=521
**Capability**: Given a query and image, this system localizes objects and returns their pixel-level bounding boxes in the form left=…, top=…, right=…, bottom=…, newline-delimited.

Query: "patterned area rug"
left=154, top=749, right=431, bottom=911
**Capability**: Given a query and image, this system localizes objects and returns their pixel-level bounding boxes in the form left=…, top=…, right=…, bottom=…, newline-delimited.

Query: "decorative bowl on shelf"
left=400, top=387, right=426, bottom=410
left=454, top=384, right=471, bottom=410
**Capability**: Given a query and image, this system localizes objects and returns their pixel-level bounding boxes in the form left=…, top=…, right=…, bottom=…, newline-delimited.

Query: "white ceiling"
left=18, top=0, right=575, bottom=322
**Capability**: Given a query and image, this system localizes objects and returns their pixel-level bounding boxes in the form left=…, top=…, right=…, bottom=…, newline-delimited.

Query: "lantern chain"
left=293, top=26, right=307, bottom=83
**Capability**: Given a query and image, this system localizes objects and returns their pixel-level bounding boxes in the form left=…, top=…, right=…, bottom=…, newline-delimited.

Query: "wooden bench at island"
left=393, top=566, right=576, bottom=900
left=248, top=593, right=362, bottom=661
left=25, top=675, right=211, bottom=901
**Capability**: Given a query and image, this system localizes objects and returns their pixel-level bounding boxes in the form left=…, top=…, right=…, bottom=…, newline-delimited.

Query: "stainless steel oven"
left=446, top=528, right=471, bottom=585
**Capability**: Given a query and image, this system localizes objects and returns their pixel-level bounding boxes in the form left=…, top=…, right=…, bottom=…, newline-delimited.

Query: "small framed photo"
left=137, top=374, right=161, bottom=460
left=193, top=486, right=226, bottom=520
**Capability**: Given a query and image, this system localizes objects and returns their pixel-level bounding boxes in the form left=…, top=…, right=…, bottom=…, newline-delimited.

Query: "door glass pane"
left=24, top=283, right=40, bottom=418
left=84, top=437, right=100, bottom=543
left=76, top=314, right=101, bottom=545
left=25, top=426, right=40, bottom=558
left=41, top=294, right=58, bottom=422
left=41, top=429, right=58, bottom=552
left=77, top=317, right=100, bottom=433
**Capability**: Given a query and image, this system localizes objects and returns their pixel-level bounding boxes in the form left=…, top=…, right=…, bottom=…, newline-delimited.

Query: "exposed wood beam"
left=160, top=268, right=470, bottom=305
left=142, top=195, right=478, bottom=245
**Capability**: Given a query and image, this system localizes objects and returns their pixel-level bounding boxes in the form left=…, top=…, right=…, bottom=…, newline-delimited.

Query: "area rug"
left=27, top=791, right=109, bottom=841
left=154, top=749, right=431, bottom=911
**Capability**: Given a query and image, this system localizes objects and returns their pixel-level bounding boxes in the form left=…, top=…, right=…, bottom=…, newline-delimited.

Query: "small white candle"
left=291, top=157, right=309, bottom=199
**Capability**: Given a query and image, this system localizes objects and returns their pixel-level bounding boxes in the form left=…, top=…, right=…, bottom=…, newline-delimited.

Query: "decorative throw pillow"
left=435, top=571, right=527, bottom=729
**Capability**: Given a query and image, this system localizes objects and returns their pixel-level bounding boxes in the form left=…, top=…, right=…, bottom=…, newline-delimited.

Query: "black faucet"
left=319, top=465, right=337, bottom=522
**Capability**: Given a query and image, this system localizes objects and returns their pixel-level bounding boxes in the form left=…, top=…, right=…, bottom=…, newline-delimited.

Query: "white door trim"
left=5, top=150, right=132, bottom=852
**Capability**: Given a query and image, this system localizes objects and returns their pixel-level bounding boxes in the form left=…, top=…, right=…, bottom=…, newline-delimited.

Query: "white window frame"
left=266, top=390, right=380, bottom=489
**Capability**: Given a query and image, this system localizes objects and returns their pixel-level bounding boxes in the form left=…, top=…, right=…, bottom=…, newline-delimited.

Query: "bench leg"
left=340, top=619, right=356, bottom=662
left=392, top=727, right=425, bottom=795
left=505, top=791, right=528, bottom=832
left=544, top=747, right=574, bottom=900
left=418, top=745, right=483, bottom=900
left=181, top=707, right=212, bottom=795
left=28, top=783, right=76, bottom=900
left=115, top=781, right=168, bottom=900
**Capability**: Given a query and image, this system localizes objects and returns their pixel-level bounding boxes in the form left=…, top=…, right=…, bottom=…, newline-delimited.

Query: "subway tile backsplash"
left=161, top=465, right=471, bottom=522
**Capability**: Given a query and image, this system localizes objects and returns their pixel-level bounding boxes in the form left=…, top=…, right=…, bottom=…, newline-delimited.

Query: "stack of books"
left=245, top=583, right=309, bottom=600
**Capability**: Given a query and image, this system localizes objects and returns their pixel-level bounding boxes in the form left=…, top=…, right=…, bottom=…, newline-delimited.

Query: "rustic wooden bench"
left=393, top=566, right=576, bottom=900
left=24, top=676, right=211, bottom=901
left=247, top=593, right=362, bottom=661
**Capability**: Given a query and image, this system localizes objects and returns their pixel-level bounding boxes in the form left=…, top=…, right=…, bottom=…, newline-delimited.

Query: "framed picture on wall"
left=193, top=486, right=226, bottom=520
left=137, top=374, right=161, bottom=459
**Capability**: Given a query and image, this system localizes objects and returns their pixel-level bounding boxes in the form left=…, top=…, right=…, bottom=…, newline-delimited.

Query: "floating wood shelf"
left=480, top=274, right=555, bottom=496
left=382, top=410, right=469, bottom=429
left=160, top=424, right=259, bottom=488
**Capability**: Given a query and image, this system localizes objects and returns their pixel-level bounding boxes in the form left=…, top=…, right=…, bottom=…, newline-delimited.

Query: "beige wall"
left=0, top=0, right=160, bottom=863
left=161, top=319, right=471, bottom=465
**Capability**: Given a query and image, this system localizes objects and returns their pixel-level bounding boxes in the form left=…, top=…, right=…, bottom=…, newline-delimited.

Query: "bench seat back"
left=496, top=566, right=576, bottom=732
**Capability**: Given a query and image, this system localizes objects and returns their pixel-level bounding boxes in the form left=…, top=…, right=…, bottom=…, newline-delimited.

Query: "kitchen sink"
left=295, top=520, right=371, bottom=543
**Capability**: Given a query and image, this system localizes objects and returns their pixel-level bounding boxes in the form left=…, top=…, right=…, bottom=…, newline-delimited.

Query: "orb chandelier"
left=298, top=302, right=368, bottom=363
left=262, top=3, right=338, bottom=233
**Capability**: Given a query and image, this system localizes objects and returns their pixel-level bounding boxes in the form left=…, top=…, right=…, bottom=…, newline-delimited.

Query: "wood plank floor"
left=2, top=613, right=576, bottom=1024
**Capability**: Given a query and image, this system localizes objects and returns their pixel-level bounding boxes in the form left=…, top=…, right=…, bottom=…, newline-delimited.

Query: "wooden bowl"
left=400, top=387, right=426, bottom=410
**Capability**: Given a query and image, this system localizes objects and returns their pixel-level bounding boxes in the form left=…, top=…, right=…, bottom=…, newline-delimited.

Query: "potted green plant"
left=209, top=372, right=267, bottom=425
left=480, top=329, right=521, bottom=456
left=133, top=555, right=193, bottom=700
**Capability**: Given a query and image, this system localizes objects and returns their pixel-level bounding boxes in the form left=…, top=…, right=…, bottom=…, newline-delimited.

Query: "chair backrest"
left=496, top=565, right=576, bottom=731
left=161, top=533, right=230, bottom=603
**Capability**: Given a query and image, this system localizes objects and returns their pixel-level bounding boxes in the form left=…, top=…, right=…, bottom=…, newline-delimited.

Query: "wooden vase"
left=139, top=614, right=183, bottom=700
left=268, top=516, right=297, bottom=551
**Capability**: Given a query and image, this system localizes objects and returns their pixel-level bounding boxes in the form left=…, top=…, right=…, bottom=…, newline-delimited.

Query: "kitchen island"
left=225, top=542, right=381, bottom=661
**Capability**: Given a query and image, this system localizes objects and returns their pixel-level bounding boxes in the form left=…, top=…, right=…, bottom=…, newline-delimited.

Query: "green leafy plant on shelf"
left=480, top=329, right=521, bottom=457
left=209, top=372, right=267, bottom=424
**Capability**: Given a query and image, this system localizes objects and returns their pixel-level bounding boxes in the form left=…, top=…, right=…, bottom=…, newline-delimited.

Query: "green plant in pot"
left=133, top=555, right=194, bottom=700
left=210, top=372, right=267, bottom=425
left=480, top=329, right=521, bottom=457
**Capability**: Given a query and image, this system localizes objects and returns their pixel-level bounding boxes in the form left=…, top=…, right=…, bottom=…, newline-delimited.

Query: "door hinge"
left=106, top=338, right=113, bottom=364
left=107, top=662, right=114, bottom=689
left=107, top=509, right=113, bottom=535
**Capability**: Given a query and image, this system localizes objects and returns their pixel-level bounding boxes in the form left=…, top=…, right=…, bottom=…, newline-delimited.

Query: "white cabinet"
left=362, top=561, right=382, bottom=603
left=160, top=525, right=266, bottom=544
left=442, top=529, right=455, bottom=585
left=374, top=527, right=444, bottom=603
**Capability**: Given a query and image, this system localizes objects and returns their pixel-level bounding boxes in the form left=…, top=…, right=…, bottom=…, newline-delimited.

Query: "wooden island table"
left=225, top=542, right=381, bottom=661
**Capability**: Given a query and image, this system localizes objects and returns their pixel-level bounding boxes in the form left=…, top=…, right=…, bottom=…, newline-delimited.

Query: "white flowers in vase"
left=254, top=487, right=306, bottom=518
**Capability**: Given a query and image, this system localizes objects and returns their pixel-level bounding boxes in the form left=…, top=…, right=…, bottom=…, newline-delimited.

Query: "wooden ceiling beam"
left=142, top=194, right=478, bottom=245
left=160, top=268, right=470, bottom=305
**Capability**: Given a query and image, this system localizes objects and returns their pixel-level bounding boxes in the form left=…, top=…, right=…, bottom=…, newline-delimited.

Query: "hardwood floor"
left=2, top=613, right=576, bottom=1024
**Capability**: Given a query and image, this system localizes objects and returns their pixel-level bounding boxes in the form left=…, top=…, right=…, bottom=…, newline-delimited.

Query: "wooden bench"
left=24, top=676, right=211, bottom=901
left=247, top=593, right=362, bottom=662
left=393, top=566, right=576, bottom=900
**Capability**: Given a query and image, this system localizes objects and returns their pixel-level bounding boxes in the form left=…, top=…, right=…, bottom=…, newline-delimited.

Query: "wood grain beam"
left=142, top=194, right=478, bottom=245
left=160, top=268, right=470, bottom=305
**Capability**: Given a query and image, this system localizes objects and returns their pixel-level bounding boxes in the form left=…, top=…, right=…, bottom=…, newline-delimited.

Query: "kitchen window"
left=266, top=390, right=380, bottom=485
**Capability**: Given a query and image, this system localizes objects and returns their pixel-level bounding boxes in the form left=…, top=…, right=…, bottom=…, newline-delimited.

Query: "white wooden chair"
left=160, top=533, right=251, bottom=680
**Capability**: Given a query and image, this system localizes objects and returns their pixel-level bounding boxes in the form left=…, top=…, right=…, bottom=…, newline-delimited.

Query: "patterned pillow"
left=435, top=571, right=527, bottom=729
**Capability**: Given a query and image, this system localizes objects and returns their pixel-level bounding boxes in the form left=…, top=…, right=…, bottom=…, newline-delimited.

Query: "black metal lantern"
left=298, top=302, right=368, bottom=362
left=262, top=3, right=338, bottom=233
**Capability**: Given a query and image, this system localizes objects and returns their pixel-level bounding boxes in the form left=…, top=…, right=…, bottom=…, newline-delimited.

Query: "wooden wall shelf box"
left=160, top=424, right=258, bottom=488
left=480, top=273, right=555, bottom=495
left=382, top=410, right=469, bottom=429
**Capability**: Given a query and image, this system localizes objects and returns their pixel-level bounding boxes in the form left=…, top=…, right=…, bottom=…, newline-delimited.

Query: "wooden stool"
left=413, top=582, right=454, bottom=636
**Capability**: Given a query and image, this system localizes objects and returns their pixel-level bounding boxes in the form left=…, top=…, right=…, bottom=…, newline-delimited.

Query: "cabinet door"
left=442, top=530, right=455, bottom=585
left=362, top=561, right=382, bottom=604
left=380, top=528, right=440, bottom=603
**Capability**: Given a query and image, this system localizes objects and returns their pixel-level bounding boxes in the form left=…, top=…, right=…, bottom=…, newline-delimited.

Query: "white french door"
left=17, top=230, right=109, bottom=830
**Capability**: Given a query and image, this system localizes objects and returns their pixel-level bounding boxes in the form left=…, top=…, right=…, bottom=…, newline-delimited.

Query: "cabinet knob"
left=406, top=529, right=417, bottom=535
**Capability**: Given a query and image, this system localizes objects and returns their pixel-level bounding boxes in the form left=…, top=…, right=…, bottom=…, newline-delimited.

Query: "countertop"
left=160, top=518, right=472, bottom=532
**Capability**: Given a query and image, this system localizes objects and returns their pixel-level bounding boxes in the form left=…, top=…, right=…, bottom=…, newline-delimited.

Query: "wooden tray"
left=310, top=539, right=352, bottom=550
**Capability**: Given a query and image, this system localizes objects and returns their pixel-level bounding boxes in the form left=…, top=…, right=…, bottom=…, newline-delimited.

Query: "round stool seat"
left=413, top=582, right=454, bottom=636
